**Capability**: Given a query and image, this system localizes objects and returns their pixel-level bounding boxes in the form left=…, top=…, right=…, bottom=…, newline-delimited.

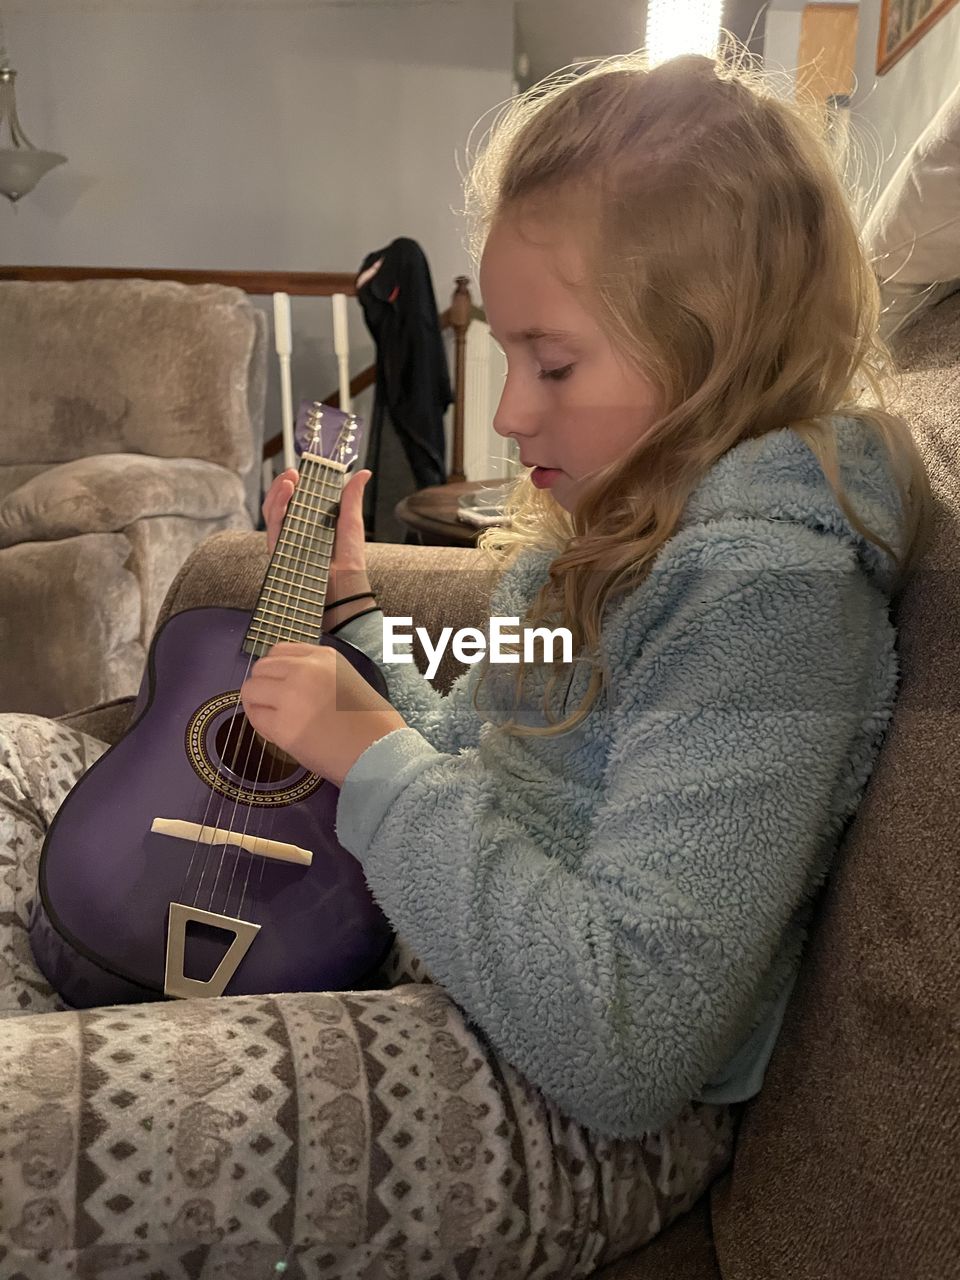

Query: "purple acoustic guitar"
left=29, top=404, right=393, bottom=1009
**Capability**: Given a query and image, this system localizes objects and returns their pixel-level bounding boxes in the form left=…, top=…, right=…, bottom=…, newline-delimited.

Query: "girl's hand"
left=240, top=642, right=406, bottom=788
left=263, top=467, right=372, bottom=566
left=262, top=468, right=300, bottom=558
left=262, top=467, right=375, bottom=628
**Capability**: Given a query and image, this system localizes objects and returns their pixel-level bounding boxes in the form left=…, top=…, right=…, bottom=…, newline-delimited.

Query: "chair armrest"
left=0, top=454, right=248, bottom=548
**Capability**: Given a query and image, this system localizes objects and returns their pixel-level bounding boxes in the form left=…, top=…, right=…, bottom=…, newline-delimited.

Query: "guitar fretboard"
left=243, top=452, right=346, bottom=657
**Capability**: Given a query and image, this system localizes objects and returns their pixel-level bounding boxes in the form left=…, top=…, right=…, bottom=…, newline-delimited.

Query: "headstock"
left=294, top=400, right=365, bottom=471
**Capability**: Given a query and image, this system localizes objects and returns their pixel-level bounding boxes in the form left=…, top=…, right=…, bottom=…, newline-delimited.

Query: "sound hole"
left=215, top=713, right=301, bottom=784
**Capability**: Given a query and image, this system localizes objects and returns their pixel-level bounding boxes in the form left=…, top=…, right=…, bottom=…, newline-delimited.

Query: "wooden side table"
left=394, top=480, right=506, bottom=547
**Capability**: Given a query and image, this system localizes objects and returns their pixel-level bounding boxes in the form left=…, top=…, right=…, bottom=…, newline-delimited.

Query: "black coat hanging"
left=357, top=237, right=452, bottom=538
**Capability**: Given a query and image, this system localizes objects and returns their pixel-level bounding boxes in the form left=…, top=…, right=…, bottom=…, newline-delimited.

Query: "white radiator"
left=457, top=320, right=516, bottom=482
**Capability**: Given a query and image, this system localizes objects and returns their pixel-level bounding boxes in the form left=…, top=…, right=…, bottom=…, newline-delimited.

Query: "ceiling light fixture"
left=646, top=0, right=725, bottom=66
left=0, top=14, right=66, bottom=204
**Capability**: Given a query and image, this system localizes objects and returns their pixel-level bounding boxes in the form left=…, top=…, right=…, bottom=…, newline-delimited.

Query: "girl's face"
left=480, top=214, right=661, bottom=513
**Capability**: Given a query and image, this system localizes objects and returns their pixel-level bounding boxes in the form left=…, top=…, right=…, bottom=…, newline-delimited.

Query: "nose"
left=492, top=370, right=539, bottom=442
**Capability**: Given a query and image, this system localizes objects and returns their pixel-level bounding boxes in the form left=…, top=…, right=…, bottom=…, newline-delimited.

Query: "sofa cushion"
left=710, top=291, right=960, bottom=1277
left=0, top=454, right=248, bottom=548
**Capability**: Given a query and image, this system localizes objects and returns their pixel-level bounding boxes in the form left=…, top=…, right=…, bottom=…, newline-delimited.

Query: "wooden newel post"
left=448, top=275, right=473, bottom=484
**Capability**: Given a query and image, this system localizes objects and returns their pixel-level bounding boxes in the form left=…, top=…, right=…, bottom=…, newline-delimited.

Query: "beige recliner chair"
left=0, top=279, right=267, bottom=717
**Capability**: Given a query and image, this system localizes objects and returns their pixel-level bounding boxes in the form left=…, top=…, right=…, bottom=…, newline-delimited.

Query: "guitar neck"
left=243, top=452, right=347, bottom=658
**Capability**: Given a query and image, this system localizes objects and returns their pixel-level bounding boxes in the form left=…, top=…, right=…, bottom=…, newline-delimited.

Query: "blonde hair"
left=464, top=46, right=933, bottom=739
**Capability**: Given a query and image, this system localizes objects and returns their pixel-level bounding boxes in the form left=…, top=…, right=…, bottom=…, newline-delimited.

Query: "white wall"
left=763, top=8, right=804, bottom=91
left=1, top=0, right=514, bottom=481
left=850, top=0, right=960, bottom=210
left=3, top=1, right=512, bottom=282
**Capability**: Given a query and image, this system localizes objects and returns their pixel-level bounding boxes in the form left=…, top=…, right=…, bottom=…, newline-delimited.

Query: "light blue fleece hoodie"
left=333, top=416, right=903, bottom=1139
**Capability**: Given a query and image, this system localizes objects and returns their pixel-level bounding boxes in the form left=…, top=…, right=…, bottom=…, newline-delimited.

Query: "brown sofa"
left=0, top=279, right=267, bottom=718
left=28, top=287, right=956, bottom=1278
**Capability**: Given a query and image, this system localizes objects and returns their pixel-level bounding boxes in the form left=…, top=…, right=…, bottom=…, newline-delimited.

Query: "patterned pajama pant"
left=0, top=714, right=736, bottom=1280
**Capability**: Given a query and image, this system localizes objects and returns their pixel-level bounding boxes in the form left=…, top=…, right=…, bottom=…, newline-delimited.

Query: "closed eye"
left=538, top=364, right=574, bottom=382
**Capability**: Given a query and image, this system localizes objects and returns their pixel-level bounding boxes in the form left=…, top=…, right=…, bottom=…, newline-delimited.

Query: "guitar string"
left=235, top=450, right=347, bottom=922
left=206, top=457, right=329, bottom=913
left=179, top=411, right=326, bottom=917
left=183, top=457, right=317, bottom=914
left=205, top=428, right=335, bottom=915
left=234, top=455, right=343, bottom=926
left=223, top=419, right=349, bottom=918
left=175, top=632, right=259, bottom=910
left=227, top=450, right=338, bottom=917
left=169, top=410, right=352, bottom=989
left=181, top=565, right=278, bottom=913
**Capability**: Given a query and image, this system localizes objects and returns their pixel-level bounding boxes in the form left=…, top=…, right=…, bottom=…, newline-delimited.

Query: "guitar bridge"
left=164, top=902, right=261, bottom=999
left=151, top=817, right=313, bottom=866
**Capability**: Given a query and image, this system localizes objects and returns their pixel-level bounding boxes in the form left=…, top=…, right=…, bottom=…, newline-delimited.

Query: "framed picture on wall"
left=877, top=0, right=960, bottom=73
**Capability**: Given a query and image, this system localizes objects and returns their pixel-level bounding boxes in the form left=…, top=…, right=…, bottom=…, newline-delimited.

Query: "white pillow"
left=862, top=81, right=960, bottom=341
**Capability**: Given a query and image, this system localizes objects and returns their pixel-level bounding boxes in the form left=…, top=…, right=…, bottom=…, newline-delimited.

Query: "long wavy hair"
left=464, top=47, right=932, bottom=739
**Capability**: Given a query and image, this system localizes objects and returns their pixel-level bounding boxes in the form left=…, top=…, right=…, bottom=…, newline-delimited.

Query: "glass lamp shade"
left=0, top=146, right=66, bottom=202
left=0, top=67, right=67, bottom=203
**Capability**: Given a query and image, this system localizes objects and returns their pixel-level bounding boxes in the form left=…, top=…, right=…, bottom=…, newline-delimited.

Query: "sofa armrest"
left=154, top=531, right=498, bottom=694
left=58, top=534, right=499, bottom=744
left=58, top=696, right=139, bottom=745
left=0, top=454, right=248, bottom=549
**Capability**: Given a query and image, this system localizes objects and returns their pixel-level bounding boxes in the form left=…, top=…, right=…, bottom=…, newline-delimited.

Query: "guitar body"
left=29, top=605, right=393, bottom=1009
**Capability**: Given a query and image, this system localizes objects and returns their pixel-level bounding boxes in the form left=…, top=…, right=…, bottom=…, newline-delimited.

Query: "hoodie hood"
left=678, top=415, right=905, bottom=592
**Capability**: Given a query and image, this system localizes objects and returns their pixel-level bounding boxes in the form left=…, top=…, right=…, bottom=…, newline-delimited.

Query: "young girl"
left=0, top=51, right=930, bottom=1279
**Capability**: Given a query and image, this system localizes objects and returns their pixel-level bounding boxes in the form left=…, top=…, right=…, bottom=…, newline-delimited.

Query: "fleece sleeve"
left=335, top=524, right=896, bottom=1137
left=333, top=607, right=485, bottom=755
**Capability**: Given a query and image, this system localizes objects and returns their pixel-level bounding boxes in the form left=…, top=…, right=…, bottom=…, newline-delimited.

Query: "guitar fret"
left=263, top=578, right=330, bottom=601
left=249, top=606, right=321, bottom=632
left=264, top=579, right=329, bottom=605
left=295, top=479, right=341, bottom=502
left=252, top=599, right=325, bottom=626
left=271, top=554, right=332, bottom=579
left=272, top=539, right=332, bottom=560
left=277, top=524, right=335, bottom=548
left=259, top=586, right=327, bottom=611
left=246, top=627, right=319, bottom=648
left=268, top=558, right=332, bottom=586
left=288, top=488, right=338, bottom=505
left=300, top=458, right=346, bottom=479
left=290, top=486, right=338, bottom=504
left=271, top=546, right=332, bottom=576
left=244, top=439, right=356, bottom=656
left=282, top=519, right=335, bottom=541
left=286, top=505, right=336, bottom=526
left=265, top=560, right=329, bottom=582
left=244, top=637, right=314, bottom=656
left=246, top=618, right=319, bottom=641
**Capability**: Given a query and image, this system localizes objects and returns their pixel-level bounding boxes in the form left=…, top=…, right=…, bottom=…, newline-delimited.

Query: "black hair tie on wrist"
left=323, top=591, right=376, bottom=612
left=326, top=605, right=380, bottom=636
